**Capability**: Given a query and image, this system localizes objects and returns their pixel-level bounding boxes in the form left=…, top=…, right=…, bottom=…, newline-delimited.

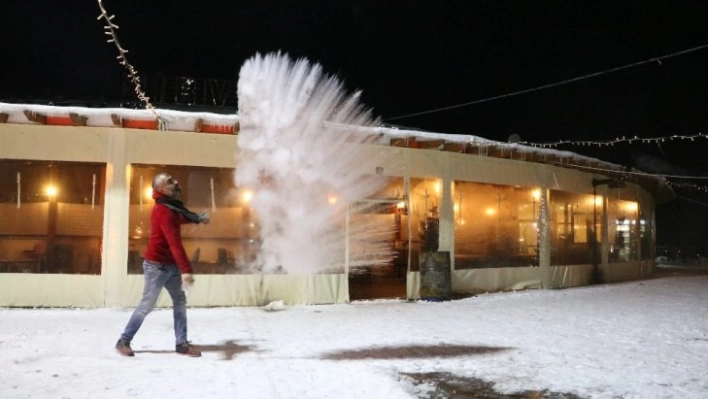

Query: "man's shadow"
left=135, top=339, right=259, bottom=360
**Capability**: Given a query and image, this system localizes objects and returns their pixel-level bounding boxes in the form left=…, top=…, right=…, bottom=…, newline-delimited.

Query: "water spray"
left=236, top=52, right=396, bottom=276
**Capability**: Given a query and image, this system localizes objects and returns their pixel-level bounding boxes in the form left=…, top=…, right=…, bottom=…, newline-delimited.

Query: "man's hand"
left=198, top=211, right=210, bottom=225
left=182, top=273, right=195, bottom=289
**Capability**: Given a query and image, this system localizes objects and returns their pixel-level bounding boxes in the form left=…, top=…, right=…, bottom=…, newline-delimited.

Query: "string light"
left=516, top=135, right=708, bottom=191
left=518, top=133, right=708, bottom=148
left=668, top=182, right=708, bottom=194
left=97, top=0, right=165, bottom=129
left=430, top=134, right=708, bottom=192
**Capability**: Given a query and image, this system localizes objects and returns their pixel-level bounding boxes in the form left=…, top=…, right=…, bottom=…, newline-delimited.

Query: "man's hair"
left=152, top=173, right=171, bottom=190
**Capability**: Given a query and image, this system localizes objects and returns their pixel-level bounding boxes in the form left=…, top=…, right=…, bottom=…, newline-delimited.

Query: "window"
left=128, top=164, right=252, bottom=274
left=607, top=199, right=639, bottom=263
left=0, top=160, right=105, bottom=274
left=639, top=206, right=653, bottom=261
left=549, top=190, right=597, bottom=266
left=453, top=181, right=539, bottom=269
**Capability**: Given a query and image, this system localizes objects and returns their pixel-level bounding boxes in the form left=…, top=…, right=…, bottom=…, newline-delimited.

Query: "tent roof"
left=0, top=102, right=674, bottom=203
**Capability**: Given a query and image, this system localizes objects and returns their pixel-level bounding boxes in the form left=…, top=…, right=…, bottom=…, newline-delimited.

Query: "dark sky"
left=3, top=1, right=708, bottom=252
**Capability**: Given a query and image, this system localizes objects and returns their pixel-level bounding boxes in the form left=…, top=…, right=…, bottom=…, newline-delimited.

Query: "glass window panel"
left=639, top=207, right=653, bottom=261
left=453, top=181, right=539, bottom=269
left=129, top=164, right=253, bottom=275
left=607, top=198, right=639, bottom=263
left=549, top=190, right=598, bottom=265
left=0, top=160, right=105, bottom=274
left=409, top=178, right=442, bottom=271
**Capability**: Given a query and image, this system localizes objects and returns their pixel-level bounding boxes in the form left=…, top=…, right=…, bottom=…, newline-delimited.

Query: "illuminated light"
left=453, top=203, right=459, bottom=212
left=434, top=181, right=441, bottom=195
left=485, top=208, right=495, bottom=216
left=532, top=189, right=541, bottom=200
left=397, top=201, right=406, bottom=209
left=457, top=219, right=466, bottom=226
left=592, top=196, right=603, bottom=207
left=144, top=187, right=153, bottom=199
left=241, top=190, right=253, bottom=203
left=327, top=195, right=338, bottom=205
left=46, top=185, right=58, bottom=197
left=98, top=0, right=161, bottom=124
left=625, top=202, right=638, bottom=212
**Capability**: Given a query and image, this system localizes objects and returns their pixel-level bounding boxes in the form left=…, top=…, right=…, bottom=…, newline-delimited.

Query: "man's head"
left=152, top=173, right=182, bottom=199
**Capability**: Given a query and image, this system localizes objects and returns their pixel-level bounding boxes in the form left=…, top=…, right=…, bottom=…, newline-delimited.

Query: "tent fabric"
left=0, top=121, right=659, bottom=307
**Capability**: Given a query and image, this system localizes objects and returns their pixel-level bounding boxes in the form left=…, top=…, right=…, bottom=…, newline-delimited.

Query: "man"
left=115, top=172, right=210, bottom=357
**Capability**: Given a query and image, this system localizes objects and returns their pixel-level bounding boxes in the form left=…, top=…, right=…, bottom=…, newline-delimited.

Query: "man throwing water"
left=115, top=172, right=210, bottom=357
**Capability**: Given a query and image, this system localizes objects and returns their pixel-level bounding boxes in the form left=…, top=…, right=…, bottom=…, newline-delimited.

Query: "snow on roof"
left=0, top=102, right=673, bottom=201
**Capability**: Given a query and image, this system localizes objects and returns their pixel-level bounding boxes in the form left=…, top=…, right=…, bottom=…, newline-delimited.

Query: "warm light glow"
left=531, top=189, right=541, bottom=200
left=144, top=187, right=153, bottom=200
left=485, top=207, right=495, bottom=216
left=241, top=190, right=253, bottom=203
left=625, top=202, right=638, bottom=212
left=45, top=185, right=58, bottom=197
left=453, top=203, right=459, bottom=212
left=397, top=201, right=406, bottom=209
left=327, top=195, right=338, bottom=205
left=434, top=180, right=441, bottom=195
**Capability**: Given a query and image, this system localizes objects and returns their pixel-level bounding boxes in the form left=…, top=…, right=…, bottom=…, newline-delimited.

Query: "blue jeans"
left=120, top=260, right=188, bottom=345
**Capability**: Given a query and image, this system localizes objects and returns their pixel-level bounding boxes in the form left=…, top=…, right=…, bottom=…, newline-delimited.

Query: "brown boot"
left=176, top=342, right=201, bottom=357
left=115, top=340, right=135, bottom=357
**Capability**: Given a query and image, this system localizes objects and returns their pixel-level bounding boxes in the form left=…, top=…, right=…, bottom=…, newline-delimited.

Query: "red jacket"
left=143, top=191, right=194, bottom=274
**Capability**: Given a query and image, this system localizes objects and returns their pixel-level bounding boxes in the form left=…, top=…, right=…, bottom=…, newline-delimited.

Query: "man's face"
left=160, top=175, right=182, bottom=199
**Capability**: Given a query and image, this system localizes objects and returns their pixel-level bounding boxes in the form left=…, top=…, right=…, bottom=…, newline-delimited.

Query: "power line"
left=385, top=43, right=708, bottom=122
left=676, top=195, right=708, bottom=208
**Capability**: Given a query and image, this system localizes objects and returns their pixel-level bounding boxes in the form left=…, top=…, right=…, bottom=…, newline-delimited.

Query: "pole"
left=92, top=174, right=96, bottom=210
left=593, top=184, right=599, bottom=284
left=16, top=172, right=21, bottom=209
left=210, top=177, right=216, bottom=211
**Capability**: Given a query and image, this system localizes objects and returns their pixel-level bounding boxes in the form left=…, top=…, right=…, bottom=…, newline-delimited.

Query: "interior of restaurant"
left=0, top=159, right=649, bottom=300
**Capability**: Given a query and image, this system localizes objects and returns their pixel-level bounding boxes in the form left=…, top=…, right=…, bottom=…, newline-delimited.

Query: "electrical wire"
left=385, top=43, right=708, bottom=122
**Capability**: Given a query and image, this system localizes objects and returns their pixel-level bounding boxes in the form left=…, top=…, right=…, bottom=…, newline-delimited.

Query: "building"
left=0, top=102, right=673, bottom=307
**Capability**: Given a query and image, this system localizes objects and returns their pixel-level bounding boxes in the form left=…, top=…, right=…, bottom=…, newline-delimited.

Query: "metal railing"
left=122, top=75, right=238, bottom=109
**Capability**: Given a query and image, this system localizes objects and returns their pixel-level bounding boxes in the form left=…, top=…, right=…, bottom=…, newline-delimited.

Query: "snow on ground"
left=2, top=272, right=707, bottom=399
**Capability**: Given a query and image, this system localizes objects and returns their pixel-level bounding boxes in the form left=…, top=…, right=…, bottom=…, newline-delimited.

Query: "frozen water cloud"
left=235, top=53, right=395, bottom=274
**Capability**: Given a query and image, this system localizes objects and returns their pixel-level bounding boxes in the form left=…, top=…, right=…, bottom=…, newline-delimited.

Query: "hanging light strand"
left=518, top=132, right=708, bottom=148
left=96, top=0, right=165, bottom=130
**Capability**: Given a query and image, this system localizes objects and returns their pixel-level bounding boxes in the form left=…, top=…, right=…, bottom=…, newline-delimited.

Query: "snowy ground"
left=2, top=269, right=707, bottom=399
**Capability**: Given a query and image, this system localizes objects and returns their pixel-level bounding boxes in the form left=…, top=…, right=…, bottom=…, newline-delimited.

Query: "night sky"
left=2, top=1, right=708, bottom=254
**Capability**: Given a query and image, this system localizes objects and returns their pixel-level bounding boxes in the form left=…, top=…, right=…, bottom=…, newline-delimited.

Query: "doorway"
left=347, top=199, right=407, bottom=300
